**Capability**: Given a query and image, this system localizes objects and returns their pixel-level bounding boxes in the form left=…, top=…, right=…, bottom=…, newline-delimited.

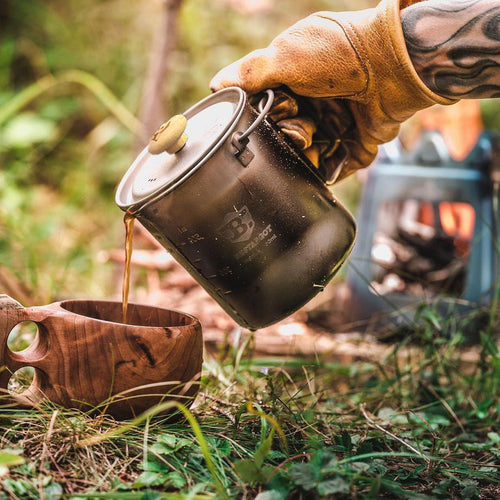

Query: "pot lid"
left=115, top=87, right=246, bottom=210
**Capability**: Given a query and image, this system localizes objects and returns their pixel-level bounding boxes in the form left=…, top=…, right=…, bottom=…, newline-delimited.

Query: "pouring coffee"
left=115, top=87, right=356, bottom=330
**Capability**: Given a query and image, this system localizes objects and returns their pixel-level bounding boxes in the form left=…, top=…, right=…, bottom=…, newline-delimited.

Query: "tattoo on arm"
left=401, top=0, right=500, bottom=99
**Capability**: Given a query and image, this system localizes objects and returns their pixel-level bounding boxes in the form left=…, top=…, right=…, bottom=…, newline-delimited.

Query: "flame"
left=439, top=202, right=475, bottom=240
left=416, top=201, right=475, bottom=257
left=439, top=202, right=475, bottom=258
left=419, top=202, right=435, bottom=227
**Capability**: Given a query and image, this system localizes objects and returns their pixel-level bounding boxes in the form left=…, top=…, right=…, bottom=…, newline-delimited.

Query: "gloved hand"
left=210, top=0, right=456, bottom=182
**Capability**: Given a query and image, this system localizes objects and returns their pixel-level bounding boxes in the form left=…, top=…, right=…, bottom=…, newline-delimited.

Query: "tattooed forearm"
left=401, top=0, right=500, bottom=99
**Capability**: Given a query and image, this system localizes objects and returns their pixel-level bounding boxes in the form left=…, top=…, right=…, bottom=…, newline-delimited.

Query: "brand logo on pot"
left=218, top=206, right=255, bottom=243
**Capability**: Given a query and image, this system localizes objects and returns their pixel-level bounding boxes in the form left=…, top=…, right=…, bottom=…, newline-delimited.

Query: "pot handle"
left=239, top=89, right=275, bottom=143
left=231, top=90, right=274, bottom=165
left=231, top=89, right=349, bottom=183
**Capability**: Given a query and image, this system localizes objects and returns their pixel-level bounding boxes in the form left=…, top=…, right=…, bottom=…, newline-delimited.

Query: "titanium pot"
left=115, top=87, right=356, bottom=330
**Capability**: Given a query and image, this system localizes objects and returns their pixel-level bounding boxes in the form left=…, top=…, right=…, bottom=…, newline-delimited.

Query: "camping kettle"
left=116, top=87, right=356, bottom=329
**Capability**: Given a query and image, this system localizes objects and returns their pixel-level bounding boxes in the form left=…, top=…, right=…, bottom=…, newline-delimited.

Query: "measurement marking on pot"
left=187, top=233, right=204, bottom=244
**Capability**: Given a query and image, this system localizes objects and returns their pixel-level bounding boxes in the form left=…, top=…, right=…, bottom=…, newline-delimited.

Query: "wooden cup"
left=0, top=294, right=203, bottom=419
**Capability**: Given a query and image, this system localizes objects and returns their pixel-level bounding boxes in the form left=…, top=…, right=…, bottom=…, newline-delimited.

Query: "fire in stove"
left=370, top=199, right=476, bottom=298
left=346, top=130, right=499, bottom=324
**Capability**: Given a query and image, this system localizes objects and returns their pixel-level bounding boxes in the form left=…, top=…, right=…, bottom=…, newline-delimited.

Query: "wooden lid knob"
left=148, top=115, right=188, bottom=155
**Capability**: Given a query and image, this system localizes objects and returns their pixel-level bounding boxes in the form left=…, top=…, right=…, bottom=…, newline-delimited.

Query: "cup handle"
left=0, top=294, right=24, bottom=311
left=0, top=295, right=31, bottom=391
left=0, top=295, right=26, bottom=343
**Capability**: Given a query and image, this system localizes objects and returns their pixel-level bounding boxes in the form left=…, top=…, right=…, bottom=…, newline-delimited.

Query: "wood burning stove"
left=347, top=131, right=500, bottom=324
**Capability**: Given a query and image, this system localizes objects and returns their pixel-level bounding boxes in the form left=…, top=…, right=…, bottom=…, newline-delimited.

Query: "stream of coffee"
left=122, top=211, right=135, bottom=324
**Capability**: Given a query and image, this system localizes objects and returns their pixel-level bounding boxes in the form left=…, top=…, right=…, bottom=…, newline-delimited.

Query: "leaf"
left=1, top=112, right=57, bottom=148
left=157, top=434, right=178, bottom=447
left=479, top=466, right=498, bottom=473
left=267, top=450, right=287, bottom=460
left=377, top=408, right=397, bottom=420
left=267, top=469, right=293, bottom=497
left=260, top=465, right=276, bottom=483
left=210, top=437, right=231, bottom=457
left=313, top=448, right=337, bottom=470
left=2, top=478, right=34, bottom=496
left=158, top=433, right=192, bottom=450
left=133, top=471, right=164, bottom=487
left=377, top=407, right=408, bottom=425
left=149, top=443, right=175, bottom=456
left=351, top=461, right=371, bottom=473
left=334, top=431, right=353, bottom=452
left=164, top=471, right=186, bottom=489
left=480, top=332, right=498, bottom=356
left=0, top=451, right=24, bottom=477
left=289, top=463, right=318, bottom=491
left=461, top=442, right=492, bottom=451
left=422, top=412, right=450, bottom=428
left=234, top=427, right=276, bottom=485
left=255, top=429, right=274, bottom=469
left=0, top=451, right=24, bottom=467
left=255, top=491, right=285, bottom=500
left=44, top=482, right=63, bottom=500
left=368, top=460, right=387, bottom=477
left=461, top=480, right=480, bottom=500
left=150, top=434, right=192, bottom=456
left=317, top=476, right=350, bottom=496
left=487, top=432, right=500, bottom=445
left=134, top=470, right=185, bottom=489
left=421, top=308, right=442, bottom=330
left=356, top=439, right=374, bottom=455
left=432, top=479, right=454, bottom=496
left=234, top=459, right=261, bottom=483
left=142, top=461, right=167, bottom=473
left=368, top=475, right=382, bottom=497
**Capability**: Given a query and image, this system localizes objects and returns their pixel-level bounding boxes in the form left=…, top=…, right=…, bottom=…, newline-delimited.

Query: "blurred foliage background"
left=1, top=0, right=499, bottom=304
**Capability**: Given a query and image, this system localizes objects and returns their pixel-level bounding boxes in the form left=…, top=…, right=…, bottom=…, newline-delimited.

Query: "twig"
left=48, top=449, right=75, bottom=494
left=137, top=0, right=185, bottom=144
left=39, top=409, right=58, bottom=470
left=203, top=393, right=241, bottom=408
left=418, top=381, right=465, bottom=433
left=360, top=403, right=431, bottom=464
left=302, top=365, right=320, bottom=408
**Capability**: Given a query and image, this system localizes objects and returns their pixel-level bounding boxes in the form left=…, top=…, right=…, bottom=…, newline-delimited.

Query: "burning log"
left=371, top=199, right=473, bottom=297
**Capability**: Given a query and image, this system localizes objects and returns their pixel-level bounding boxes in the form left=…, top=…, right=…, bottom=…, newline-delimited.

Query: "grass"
left=1, top=2, right=499, bottom=497
left=1, top=300, right=499, bottom=499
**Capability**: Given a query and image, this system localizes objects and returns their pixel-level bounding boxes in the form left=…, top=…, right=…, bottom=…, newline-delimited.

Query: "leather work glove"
left=210, top=0, right=456, bottom=182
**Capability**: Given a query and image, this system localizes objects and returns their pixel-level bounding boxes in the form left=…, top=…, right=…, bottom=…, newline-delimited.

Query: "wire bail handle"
left=231, top=89, right=275, bottom=160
